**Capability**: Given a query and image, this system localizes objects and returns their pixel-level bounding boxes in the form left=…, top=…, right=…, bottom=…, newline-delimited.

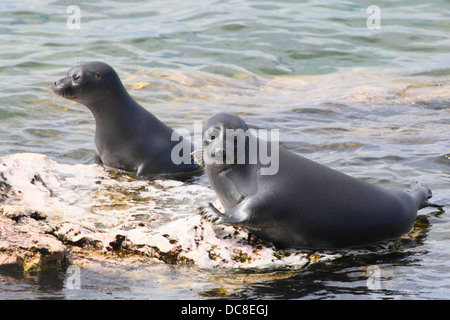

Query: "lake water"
left=0, top=0, right=449, bottom=300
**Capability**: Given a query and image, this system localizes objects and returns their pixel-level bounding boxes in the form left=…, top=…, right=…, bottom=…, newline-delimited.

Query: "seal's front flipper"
left=94, top=153, right=103, bottom=165
left=198, top=202, right=251, bottom=227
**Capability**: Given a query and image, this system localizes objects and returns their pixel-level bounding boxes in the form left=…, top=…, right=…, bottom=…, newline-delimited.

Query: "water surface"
left=0, top=0, right=449, bottom=299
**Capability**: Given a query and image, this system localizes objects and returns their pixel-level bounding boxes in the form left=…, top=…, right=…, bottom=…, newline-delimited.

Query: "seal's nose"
left=53, top=79, right=61, bottom=88
left=52, top=79, right=63, bottom=95
left=52, top=79, right=64, bottom=90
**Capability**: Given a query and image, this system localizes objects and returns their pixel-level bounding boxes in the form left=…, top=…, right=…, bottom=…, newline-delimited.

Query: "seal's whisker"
left=192, top=149, right=204, bottom=167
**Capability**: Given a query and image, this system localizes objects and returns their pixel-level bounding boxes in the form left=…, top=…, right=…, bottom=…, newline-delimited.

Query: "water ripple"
left=0, top=0, right=449, bottom=300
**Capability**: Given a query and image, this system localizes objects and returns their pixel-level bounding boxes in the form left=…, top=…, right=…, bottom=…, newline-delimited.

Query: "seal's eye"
left=204, top=127, right=221, bottom=144
left=208, top=129, right=219, bottom=141
left=72, top=74, right=80, bottom=81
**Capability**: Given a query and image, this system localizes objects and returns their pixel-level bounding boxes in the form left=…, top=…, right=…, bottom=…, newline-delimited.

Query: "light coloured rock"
left=0, top=153, right=342, bottom=271
left=0, top=217, right=66, bottom=271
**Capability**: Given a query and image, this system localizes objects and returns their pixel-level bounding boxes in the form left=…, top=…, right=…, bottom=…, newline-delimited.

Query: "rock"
left=0, top=153, right=341, bottom=271
left=1, top=204, right=47, bottom=222
left=0, top=217, right=66, bottom=272
left=53, top=223, right=103, bottom=249
left=0, top=172, right=15, bottom=203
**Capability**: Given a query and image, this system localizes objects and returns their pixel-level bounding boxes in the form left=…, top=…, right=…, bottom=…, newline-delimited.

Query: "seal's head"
left=52, top=61, right=124, bottom=105
left=194, top=112, right=250, bottom=175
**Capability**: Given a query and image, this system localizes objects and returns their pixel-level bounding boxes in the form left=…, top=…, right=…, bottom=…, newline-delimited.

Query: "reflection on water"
left=0, top=0, right=449, bottom=299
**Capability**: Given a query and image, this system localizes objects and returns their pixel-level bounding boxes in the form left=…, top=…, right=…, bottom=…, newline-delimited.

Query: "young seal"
left=52, top=61, right=202, bottom=179
left=197, top=112, right=442, bottom=249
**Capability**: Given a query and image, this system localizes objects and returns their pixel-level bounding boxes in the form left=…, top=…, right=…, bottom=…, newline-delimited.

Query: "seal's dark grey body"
left=53, top=61, right=202, bottom=179
left=199, top=113, right=440, bottom=249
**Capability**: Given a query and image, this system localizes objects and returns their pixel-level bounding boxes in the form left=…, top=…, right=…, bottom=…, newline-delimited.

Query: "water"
left=0, top=0, right=449, bottom=300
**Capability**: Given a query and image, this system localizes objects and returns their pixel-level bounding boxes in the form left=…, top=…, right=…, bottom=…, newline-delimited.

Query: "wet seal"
left=53, top=61, right=202, bottom=179
left=197, top=112, right=443, bottom=249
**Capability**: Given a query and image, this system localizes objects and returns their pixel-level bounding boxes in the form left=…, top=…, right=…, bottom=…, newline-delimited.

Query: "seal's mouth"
left=52, top=81, right=76, bottom=100
left=192, top=148, right=226, bottom=168
left=192, top=148, right=239, bottom=171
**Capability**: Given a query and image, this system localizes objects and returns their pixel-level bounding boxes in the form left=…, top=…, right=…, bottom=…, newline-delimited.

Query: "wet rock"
left=1, top=205, right=47, bottom=222
left=0, top=217, right=66, bottom=272
left=0, top=172, right=15, bottom=203
left=52, top=223, right=103, bottom=249
left=0, top=153, right=340, bottom=271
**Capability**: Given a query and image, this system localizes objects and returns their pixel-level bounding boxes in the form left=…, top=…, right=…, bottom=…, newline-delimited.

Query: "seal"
left=197, top=112, right=442, bottom=249
left=52, top=61, right=202, bottom=179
